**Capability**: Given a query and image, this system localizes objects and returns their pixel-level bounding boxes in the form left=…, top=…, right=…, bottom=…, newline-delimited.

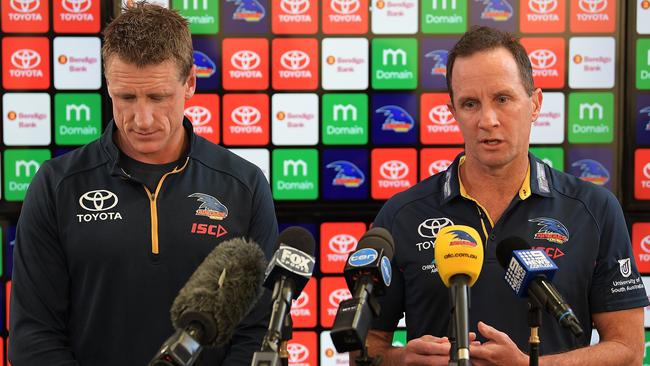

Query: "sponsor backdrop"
left=3, top=0, right=650, bottom=365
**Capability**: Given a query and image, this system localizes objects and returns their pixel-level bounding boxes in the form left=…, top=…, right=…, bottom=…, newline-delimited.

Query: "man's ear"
left=184, top=65, right=197, bottom=100
left=530, top=88, right=543, bottom=122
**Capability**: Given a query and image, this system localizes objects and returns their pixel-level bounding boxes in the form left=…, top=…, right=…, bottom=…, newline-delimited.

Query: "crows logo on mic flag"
left=448, top=229, right=478, bottom=247
left=189, top=193, right=229, bottom=220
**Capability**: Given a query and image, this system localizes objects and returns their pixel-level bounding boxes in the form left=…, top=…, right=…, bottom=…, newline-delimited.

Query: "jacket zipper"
left=143, top=158, right=189, bottom=254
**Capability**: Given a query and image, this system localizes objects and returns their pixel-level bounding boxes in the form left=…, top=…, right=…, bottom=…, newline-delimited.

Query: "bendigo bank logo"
left=193, top=51, right=216, bottom=78
left=326, top=160, right=365, bottom=188
left=477, top=0, right=514, bottom=21
left=77, top=189, right=122, bottom=222
left=228, top=0, right=266, bottom=22
left=376, top=105, right=414, bottom=133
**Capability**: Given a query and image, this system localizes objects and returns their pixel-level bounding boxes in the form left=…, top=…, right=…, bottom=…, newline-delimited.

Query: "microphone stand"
left=448, top=285, right=458, bottom=366
left=528, top=302, right=541, bottom=366
left=354, top=344, right=382, bottom=366
left=279, top=314, right=292, bottom=366
left=450, top=275, right=471, bottom=366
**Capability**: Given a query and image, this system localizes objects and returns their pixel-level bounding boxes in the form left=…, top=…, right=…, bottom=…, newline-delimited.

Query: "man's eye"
left=497, top=96, right=509, bottom=103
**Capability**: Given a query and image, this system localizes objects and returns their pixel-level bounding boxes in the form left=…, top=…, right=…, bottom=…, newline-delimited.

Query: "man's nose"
left=133, top=100, right=154, bottom=128
left=478, top=105, right=499, bottom=129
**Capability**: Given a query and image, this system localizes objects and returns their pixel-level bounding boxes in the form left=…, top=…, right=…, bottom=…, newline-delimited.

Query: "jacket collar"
left=440, top=152, right=553, bottom=205
left=100, top=117, right=196, bottom=176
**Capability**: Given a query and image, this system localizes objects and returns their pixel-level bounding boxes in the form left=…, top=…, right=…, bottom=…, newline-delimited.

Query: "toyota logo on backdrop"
left=287, top=343, right=309, bottom=363
left=184, top=106, right=211, bottom=126
left=231, top=50, right=261, bottom=71
left=529, top=0, right=557, bottom=14
left=643, top=163, right=650, bottom=179
left=11, top=49, right=41, bottom=70
left=280, top=0, right=309, bottom=14
left=280, top=51, right=310, bottom=70
left=62, top=0, right=92, bottom=13
left=292, top=292, right=309, bottom=309
left=79, top=190, right=119, bottom=212
left=329, top=288, right=352, bottom=307
left=529, top=49, right=557, bottom=69
left=418, top=217, right=454, bottom=238
left=578, top=0, right=607, bottom=13
left=641, top=235, right=650, bottom=254
left=428, top=105, right=455, bottom=125
left=10, top=0, right=40, bottom=13
left=429, top=160, right=452, bottom=176
left=329, top=234, right=358, bottom=254
left=332, top=0, right=360, bottom=14
left=380, top=160, right=409, bottom=180
left=232, top=106, right=261, bottom=126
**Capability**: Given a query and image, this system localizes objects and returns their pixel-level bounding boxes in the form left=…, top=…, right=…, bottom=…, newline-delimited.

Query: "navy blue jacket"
left=373, top=153, right=648, bottom=354
left=9, top=119, right=278, bottom=365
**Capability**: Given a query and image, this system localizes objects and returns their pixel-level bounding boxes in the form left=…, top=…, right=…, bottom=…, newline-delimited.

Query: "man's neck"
left=460, top=156, right=529, bottom=200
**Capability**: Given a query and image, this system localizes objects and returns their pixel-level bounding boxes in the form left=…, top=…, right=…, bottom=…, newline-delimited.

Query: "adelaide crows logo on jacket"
left=529, top=217, right=569, bottom=244
left=189, top=193, right=228, bottom=220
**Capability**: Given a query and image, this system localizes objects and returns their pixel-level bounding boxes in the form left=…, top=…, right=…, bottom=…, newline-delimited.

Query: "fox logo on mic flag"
left=434, top=225, right=484, bottom=287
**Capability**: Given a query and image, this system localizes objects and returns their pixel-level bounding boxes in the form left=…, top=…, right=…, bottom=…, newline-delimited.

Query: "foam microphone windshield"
left=170, top=237, right=268, bottom=347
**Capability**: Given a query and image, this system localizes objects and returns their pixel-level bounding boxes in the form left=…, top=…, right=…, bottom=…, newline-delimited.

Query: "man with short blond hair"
left=9, top=4, right=277, bottom=365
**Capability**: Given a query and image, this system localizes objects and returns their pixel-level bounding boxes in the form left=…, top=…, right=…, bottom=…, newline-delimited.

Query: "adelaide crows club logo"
left=424, top=50, right=448, bottom=77
left=448, top=230, right=478, bottom=247
left=376, top=105, right=414, bottom=133
left=571, top=159, right=610, bottom=186
left=227, top=0, right=266, bottom=22
left=189, top=193, right=228, bottom=220
left=326, top=160, right=365, bottom=188
left=528, top=217, right=569, bottom=244
left=193, top=51, right=216, bottom=78
left=476, top=0, right=514, bottom=21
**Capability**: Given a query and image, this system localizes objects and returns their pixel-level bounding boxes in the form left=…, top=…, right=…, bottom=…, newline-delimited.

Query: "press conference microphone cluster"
left=434, top=225, right=485, bottom=366
left=330, top=227, right=395, bottom=354
left=495, top=237, right=583, bottom=338
left=252, top=226, right=316, bottom=366
left=149, top=238, right=268, bottom=366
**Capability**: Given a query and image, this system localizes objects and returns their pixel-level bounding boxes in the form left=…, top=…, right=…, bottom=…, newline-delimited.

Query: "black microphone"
left=252, top=227, right=316, bottom=366
left=149, top=238, right=267, bottom=366
left=496, top=237, right=583, bottom=337
left=330, top=227, right=395, bottom=353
